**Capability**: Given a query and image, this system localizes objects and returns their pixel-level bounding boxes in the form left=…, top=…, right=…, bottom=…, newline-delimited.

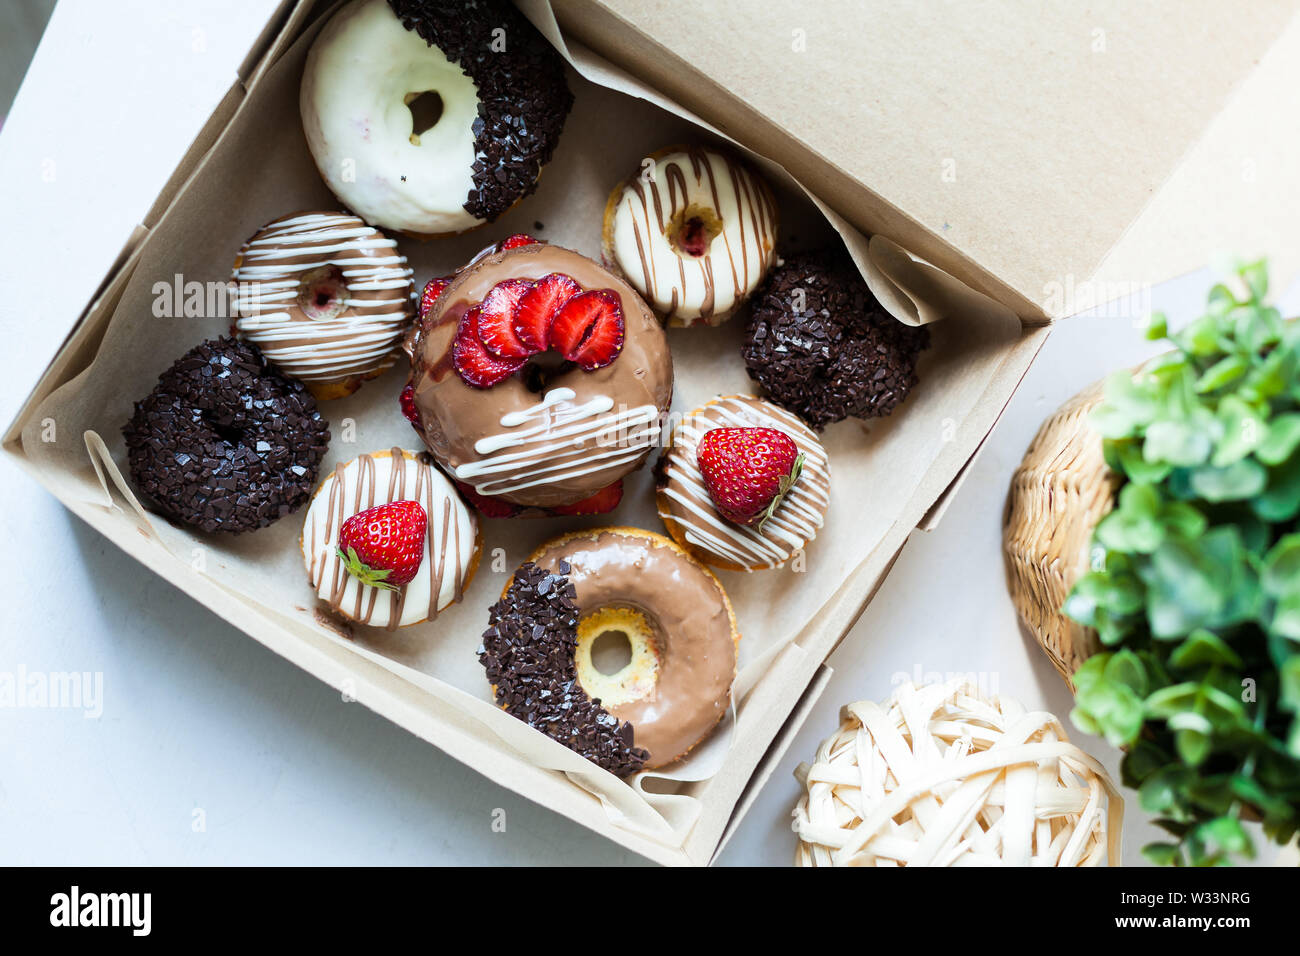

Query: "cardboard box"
left=6, top=0, right=1296, bottom=864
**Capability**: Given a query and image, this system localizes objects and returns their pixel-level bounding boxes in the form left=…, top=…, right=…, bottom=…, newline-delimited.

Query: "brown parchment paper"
left=19, top=0, right=1023, bottom=860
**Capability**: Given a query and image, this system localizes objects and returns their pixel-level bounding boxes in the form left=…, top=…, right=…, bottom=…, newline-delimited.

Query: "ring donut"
left=479, top=527, right=739, bottom=773
left=407, top=241, right=673, bottom=508
left=602, top=145, right=778, bottom=327
left=122, top=337, right=330, bottom=534
left=232, top=212, right=415, bottom=400
left=300, top=0, right=573, bottom=237
left=301, top=448, right=481, bottom=630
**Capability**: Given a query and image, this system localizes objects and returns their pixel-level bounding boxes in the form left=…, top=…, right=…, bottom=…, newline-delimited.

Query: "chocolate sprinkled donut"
left=479, top=560, right=648, bottom=777
left=387, top=0, right=574, bottom=224
left=122, top=337, right=330, bottom=534
left=741, top=251, right=930, bottom=429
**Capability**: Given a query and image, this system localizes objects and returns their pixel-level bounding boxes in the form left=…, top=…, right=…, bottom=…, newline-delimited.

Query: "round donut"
left=300, top=0, right=573, bottom=237
left=742, top=250, right=930, bottom=428
left=301, top=448, right=481, bottom=630
left=122, top=337, right=330, bottom=534
left=231, top=212, right=415, bottom=400
left=407, top=241, right=673, bottom=508
left=479, top=528, right=739, bottom=773
left=657, top=395, right=830, bottom=571
left=602, top=145, right=778, bottom=327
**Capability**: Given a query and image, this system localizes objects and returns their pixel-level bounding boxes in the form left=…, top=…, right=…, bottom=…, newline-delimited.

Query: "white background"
left=1, top=1, right=1295, bottom=866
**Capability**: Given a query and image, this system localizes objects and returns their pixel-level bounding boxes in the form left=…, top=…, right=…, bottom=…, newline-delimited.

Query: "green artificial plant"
left=1064, top=260, right=1300, bottom=866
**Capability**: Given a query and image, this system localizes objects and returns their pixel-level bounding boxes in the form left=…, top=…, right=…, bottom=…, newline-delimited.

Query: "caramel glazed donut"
left=232, top=212, right=415, bottom=400
left=479, top=528, right=740, bottom=774
left=407, top=242, right=673, bottom=508
left=603, top=145, right=778, bottom=327
left=301, top=448, right=481, bottom=630
left=300, top=0, right=573, bottom=237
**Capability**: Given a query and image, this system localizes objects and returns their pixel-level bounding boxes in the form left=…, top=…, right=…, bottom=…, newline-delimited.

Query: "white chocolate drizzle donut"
left=657, top=395, right=829, bottom=571
left=301, top=448, right=480, bottom=629
left=604, top=146, right=778, bottom=327
left=232, top=212, right=414, bottom=399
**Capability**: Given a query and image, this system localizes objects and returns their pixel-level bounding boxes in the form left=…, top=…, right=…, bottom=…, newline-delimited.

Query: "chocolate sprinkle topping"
left=479, top=561, right=648, bottom=776
left=741, top=250, right=930, bottom=429
left=388, top=0, right=574, bottom=223
left=122, top=337, right=330, bottom=534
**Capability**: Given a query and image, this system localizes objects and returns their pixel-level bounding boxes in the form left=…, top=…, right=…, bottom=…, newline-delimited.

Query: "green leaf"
left=1240, top=259, right=1269, bottom=301
left=1273, top=593, right=1300, bottom=641
left=1253, top=455, right=1300, bottom=522
left=1105, top=648, right=1149, bottom=697
left=1142, top=842, right=1183, bottom=866
left=1258, top=414, right=1300, bottom=466
left=1096, top=483, right=1165, bottom=553
left=1144, top=311, right=1169, bottom=341
left=1212, top=396, right=1266, bottom=466
left=1262, top=535, right=1300, bottom=598
left=1169, top=629, right=1244, bottom=670
left=1196, top=355, right=1248, bottom=394
left=1176, top=313, right=1224, bottom=356
left=1113, top=439, right=1173, bottom=484
left=1175, top=727, right=1212, bottom=766
left=1189, top=458, right=1268, bottom=502
left=1198, top=815, right=1254, bottom=859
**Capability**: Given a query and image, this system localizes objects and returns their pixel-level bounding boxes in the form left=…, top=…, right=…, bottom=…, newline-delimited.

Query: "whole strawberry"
left=697, top=427, right=804, bottom=529
left=336, top=499, right=427, bottom=589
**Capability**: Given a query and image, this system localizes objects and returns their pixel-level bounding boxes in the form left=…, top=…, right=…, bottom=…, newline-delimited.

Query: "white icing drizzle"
left=232, top=212, right=414, bottom=386
left=660, top=396, right=830, bottom=569
left=301, top=449, right=478, bottom=630
left=610, top=147, right=777, bottom=325
left=455, top=387, right=661, bottom=497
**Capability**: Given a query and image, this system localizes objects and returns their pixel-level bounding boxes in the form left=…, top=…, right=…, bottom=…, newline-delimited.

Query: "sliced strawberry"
left=549, top=290, right=625, bottom=371
left=419, top=276, right=452, bottom=320
left=477, top=278, right=536, bottom=359
left=454, top=480, right=521, bottom=518
left=499, top=234, right=539, bottom=250
left=513, top=272, right=580, bottom=353
left=548, top=480, right=624, bottom=516
left=453, top=307, right=525, bottom=388
left=399, top=382, right=422, bottom=431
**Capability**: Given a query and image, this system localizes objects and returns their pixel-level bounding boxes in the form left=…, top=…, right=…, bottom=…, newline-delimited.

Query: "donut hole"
left=591, top=629, right=634, bottom=675
left=405, top=90, right=444, bottom=146
left=574, top=606, right=659, bottom=707
left=297, top=265, right=348, bottom=321
left=522, top=351, right=575, bottom=394
left=667, top=204, right=723, bottom=258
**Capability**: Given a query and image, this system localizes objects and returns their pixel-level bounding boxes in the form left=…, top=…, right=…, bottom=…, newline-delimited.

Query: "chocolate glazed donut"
left=527, top=528, right=739, bottom=769
left=407, top=243, right=673, bottom=508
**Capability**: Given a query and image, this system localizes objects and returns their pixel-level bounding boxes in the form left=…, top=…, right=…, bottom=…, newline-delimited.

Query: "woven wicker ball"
left=792, top=680, right=1123, bottom=866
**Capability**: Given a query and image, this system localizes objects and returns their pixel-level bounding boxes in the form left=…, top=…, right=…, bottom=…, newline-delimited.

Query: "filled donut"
left=231, top=212, right=415, bottom=400
left=122, top=337, right=330, bottom=534
left=602, top=145, right=778, bottom=326
left=742, top=250, right=930, bottom=428
left=406, top=239, right=673, bottom=508
left=657, top=395, right=829, bottom=571
left=479, top=528, right=739, bottom=774
left=300, top=0, right=573, bottom=237
left=301, top=448, right=481, bottom=630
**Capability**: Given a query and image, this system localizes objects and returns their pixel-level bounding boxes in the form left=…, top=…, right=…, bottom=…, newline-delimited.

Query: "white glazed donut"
left=603, top=145, right=779, bottom=327
left=232, top=211, right=414, bottom=400
left=300, top=0, right=573, bottom=237
left=301, top=448, right=481, bottom=630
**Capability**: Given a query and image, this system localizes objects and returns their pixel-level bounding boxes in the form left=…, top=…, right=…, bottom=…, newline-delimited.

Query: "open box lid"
left=552, top=0, right=1300, bottom=320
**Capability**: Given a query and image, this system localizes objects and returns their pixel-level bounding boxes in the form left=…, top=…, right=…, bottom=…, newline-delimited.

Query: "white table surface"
left=2, top=2, right=1296, bottom=866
